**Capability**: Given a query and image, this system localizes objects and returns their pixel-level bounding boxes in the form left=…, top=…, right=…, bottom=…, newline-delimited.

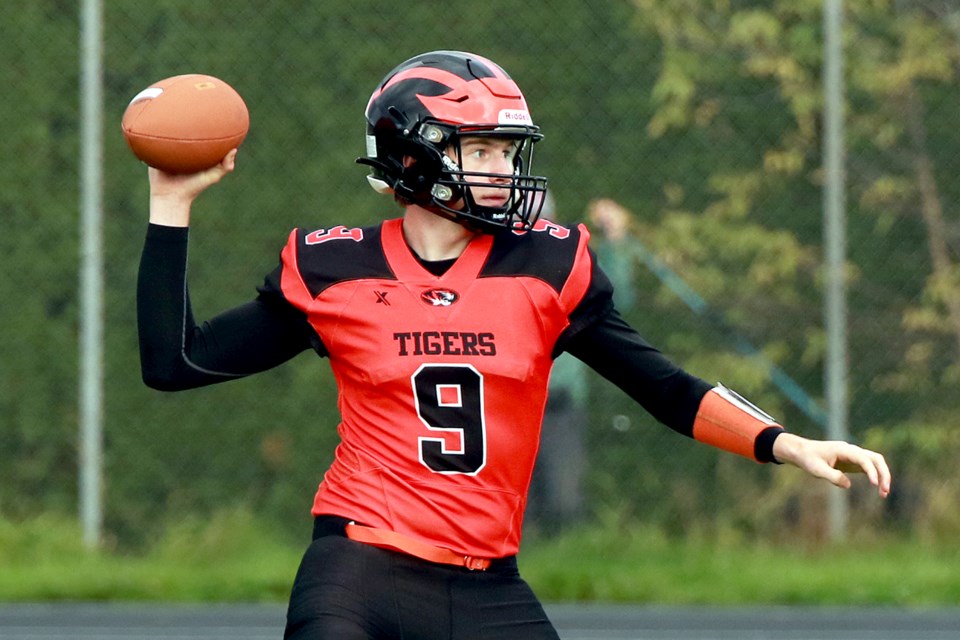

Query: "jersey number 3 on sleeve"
left=412, top=364, right=486, bottom=475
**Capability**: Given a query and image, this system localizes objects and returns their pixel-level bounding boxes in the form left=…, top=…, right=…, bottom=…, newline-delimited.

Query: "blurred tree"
left=629, top=0, right=960, bottom=425
left=1, top=0, right=81, bottom=518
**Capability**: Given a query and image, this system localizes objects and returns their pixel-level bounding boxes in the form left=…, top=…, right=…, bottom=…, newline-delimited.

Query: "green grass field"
left=2, top=511, right=957, bottom=605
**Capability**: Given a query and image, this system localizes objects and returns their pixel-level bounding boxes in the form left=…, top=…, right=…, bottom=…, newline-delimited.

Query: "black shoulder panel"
left=480, top=223, right=583, bottom=294
left=294, top=224, right=395, bottom=299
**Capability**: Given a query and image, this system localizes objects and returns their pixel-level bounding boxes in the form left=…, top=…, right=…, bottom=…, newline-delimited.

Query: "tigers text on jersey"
left=265, top=217, right=609, bottom=559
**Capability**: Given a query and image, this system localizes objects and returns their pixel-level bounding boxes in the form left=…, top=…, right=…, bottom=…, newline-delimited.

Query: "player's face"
left=450, top=136, right=519, bottom=209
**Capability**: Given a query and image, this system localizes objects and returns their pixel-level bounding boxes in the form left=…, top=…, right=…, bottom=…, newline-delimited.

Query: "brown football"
left=122, top=74, right=249, bottom=174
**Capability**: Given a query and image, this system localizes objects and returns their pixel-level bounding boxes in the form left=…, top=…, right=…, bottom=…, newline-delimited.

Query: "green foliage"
left=2, top=511, right=958, bottom=605
left=1, top=0, right=81, bottom=519
left=861, top=420, right=960, bottom=540
left=522, top=521, right=960, bottom=604
left=0, top=510, right=299, bottom=601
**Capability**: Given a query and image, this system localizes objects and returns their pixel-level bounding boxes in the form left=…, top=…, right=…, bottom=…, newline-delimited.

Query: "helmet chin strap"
left=426, top=205, right=486, bottom=233
left=432, top=193, right=522, bottom=235
left=425, top=191, right=496, bottom=234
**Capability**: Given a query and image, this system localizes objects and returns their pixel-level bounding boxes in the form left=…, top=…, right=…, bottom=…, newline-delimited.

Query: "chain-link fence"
left=4, top=0, right=959, bottom=551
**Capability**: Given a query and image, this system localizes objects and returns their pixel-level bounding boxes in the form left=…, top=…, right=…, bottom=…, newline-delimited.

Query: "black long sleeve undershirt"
left=137, top=223, right=710, bottom=437
left=564, top=311, right=713, bottom=437
left=137, top=224, right=315, bottom=391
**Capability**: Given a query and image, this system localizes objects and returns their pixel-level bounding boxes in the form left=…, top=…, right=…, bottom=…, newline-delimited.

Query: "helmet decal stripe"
left=417, top=79, right=527, bottom=126
left=368, top=67, right=473, bottom=110
left=467, top=53, right=512, bottom=81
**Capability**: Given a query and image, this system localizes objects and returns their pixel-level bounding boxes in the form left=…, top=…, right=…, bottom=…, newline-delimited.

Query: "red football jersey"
left=273, top=217, right=607, bottom=558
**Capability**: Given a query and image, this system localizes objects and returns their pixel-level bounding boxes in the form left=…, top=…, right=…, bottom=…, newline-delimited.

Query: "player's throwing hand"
left=147, top=149, right=237, bottom=228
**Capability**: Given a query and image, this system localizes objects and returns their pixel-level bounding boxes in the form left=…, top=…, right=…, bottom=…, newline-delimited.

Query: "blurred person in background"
left=137, top=50, right=891, bottom=640
left=527, top=196, right=637, bottom=530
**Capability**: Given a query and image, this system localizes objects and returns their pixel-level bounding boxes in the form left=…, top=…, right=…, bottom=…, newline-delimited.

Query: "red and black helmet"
left=357, top=50, right=548, bottom=233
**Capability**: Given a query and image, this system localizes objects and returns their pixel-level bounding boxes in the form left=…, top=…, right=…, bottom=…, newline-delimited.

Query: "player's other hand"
left=773, top=433, right=891, bottom=498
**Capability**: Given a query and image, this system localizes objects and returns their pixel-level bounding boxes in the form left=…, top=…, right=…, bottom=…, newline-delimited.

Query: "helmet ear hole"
left=395, top=145, right=444, bottom=204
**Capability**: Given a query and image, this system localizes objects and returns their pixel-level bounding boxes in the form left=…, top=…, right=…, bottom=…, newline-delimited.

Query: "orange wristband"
left=692, top=384, right=783, bottom=462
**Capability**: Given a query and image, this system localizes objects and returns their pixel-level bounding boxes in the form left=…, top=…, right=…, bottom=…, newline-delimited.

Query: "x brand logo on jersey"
left=421, top=288, right=459, bottom=307
left=375, top=291, right=391, bottom=306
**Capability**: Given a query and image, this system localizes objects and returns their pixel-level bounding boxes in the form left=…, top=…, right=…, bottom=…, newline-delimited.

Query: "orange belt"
left=344, top=523, right=492, bottom=571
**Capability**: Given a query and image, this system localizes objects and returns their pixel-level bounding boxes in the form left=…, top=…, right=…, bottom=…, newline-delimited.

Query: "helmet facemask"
left=414, top=124, right=546, bottom=233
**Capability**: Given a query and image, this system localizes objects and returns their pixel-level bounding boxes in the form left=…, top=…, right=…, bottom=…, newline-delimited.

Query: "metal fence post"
left=823, top=0, right=850, bottom=540
left=79, top=0, right=105, bottom=549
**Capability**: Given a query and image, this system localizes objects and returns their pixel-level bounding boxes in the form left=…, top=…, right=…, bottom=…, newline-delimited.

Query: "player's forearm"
left=691, top=385, right=784, bottom=463
left=137, top=225, right=238, bottom=390
left=566, top=310, right=713, bottom=433
left=137, top=224, right=209, bottom=389
left=568, top=310, right=783, bottom=463
left=149, top=192, right=192, bottom=227
left=770, top=432, right=803, bottom=465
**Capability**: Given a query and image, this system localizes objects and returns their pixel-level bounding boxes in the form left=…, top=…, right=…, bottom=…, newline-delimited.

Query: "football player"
left=138, top=51, right=891, bottom=640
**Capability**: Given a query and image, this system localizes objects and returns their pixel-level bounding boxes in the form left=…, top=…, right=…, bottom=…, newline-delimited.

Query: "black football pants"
left=283, top=517, right=560, bottom=640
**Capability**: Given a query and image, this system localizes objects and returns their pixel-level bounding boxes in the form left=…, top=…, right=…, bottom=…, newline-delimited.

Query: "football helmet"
left=357, top=50, right=548, bottom=233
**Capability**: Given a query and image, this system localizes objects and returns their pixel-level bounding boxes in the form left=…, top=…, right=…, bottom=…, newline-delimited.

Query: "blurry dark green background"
left=4, top=0, right=958, bottom=550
